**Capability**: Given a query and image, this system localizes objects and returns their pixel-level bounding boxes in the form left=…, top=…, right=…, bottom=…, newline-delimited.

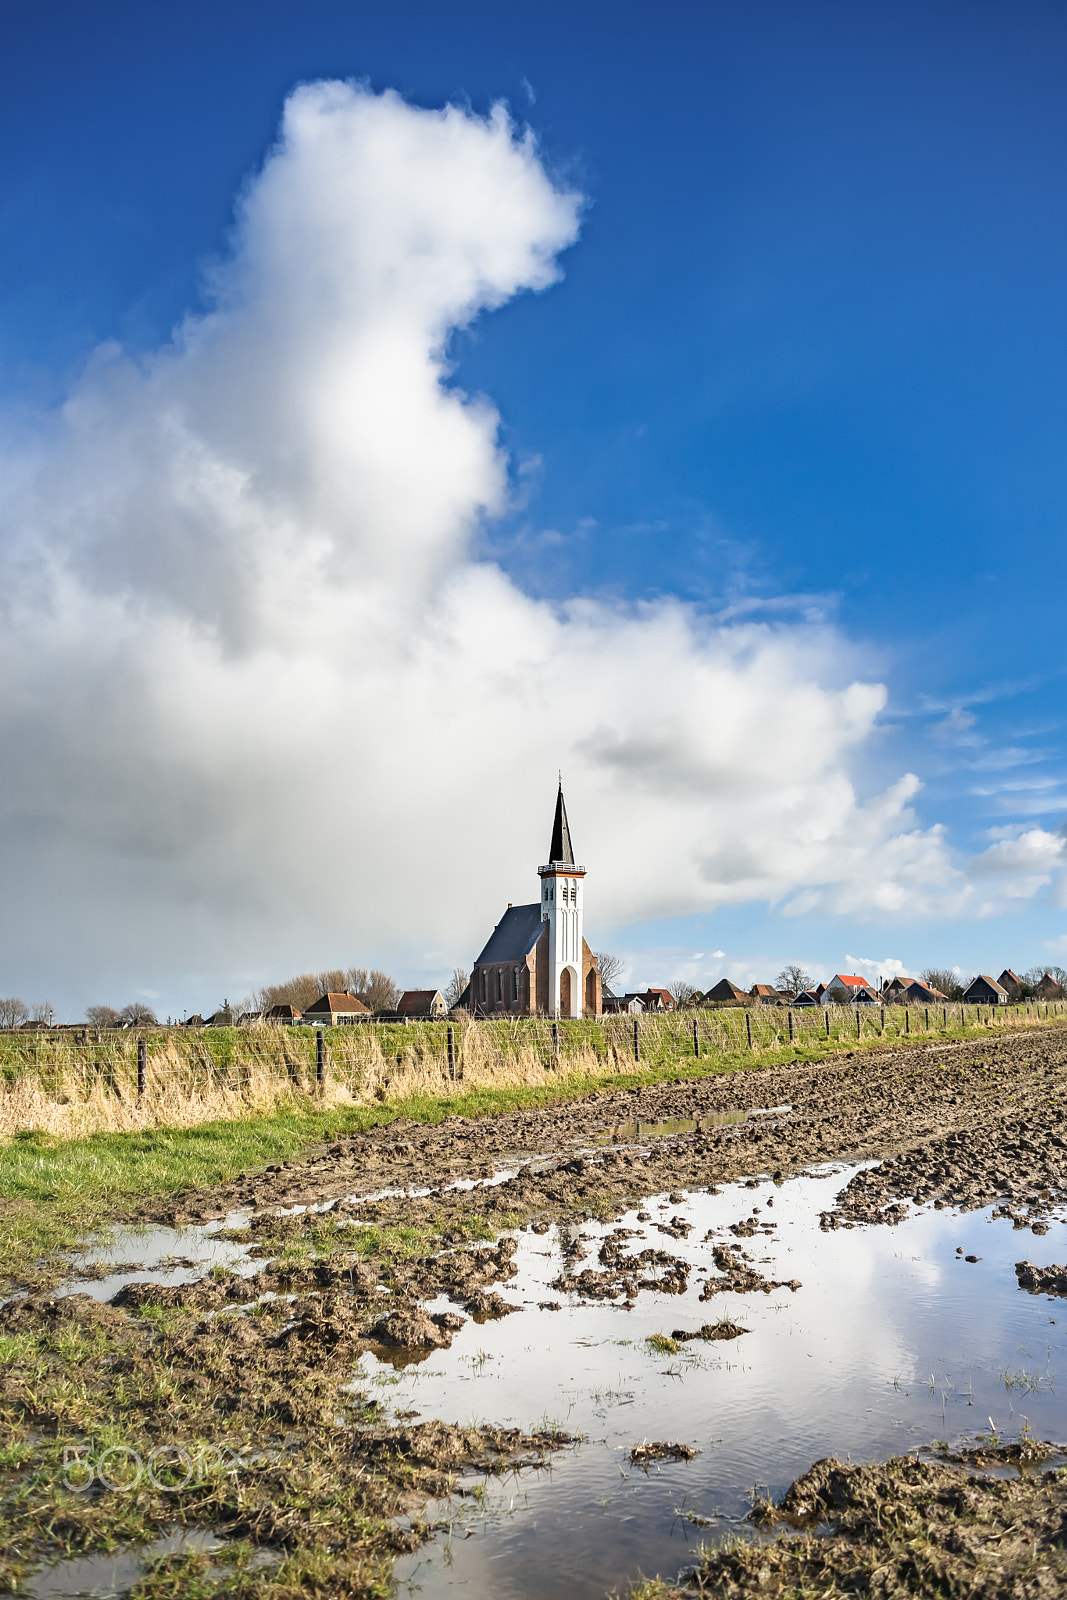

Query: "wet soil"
left=640, top=1445, right=1067, bottom=1597
left=1016, top=1260, right=1067, bottom=1296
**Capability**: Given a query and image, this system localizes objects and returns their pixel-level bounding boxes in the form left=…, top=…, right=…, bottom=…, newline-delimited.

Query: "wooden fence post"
left=316, top=1028, right=324, bottom=1088
left=857, top=1008, right=861, bottom=1039
left=746, top=1011, right=753, bottom=1050
left=633, top=1017, right=640, bottom=1062
left=552, top=1021, right=560, bottom=1058
left=825, top=1008, right=830, bottom=1038
left=447, top=1024, right=456, bottom=1081
left=137, top=1038, right=146, bottom=1098
left=905, top=1007, right=910, bottom=1034
left=692, top=1017, right=700, bottom=1057
left=788, top=1009, right=794, bottom=1043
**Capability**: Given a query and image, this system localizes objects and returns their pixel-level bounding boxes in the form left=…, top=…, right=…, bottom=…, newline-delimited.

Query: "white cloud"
left=844, top=954, right=910, bottom=986
left=0, top=83, right=1054, bottom=1010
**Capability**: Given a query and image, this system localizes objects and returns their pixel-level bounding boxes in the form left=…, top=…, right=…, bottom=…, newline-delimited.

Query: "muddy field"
left=5, top=1024, right=1067, bottom=1596
left=118, top=1021, right=1067, bottom=1239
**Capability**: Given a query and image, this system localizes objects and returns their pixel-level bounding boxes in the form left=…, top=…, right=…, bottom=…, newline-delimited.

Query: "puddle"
left=27, top=1529, right=220, bottom=1598
left=380, top=1167, right=1067, bottom=1599
left=57, top=1216, right=257, bottom=1303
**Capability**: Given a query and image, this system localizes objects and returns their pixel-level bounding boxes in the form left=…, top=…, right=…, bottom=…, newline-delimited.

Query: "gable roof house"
left=703, top=979, right=750, bottom=1007
left=1034, top=972, right=1064, bottom=1000
left=998, top=970, right=1025, bottom=999
left=265, top=1003, right=303, bottom=1024
left=750, top=984, right=785, bottom=1005
left=603, top=990, right=645, bottom=1014
left=963, top=975, right=1009, bottom=1005
left=821, top=974, right=878, bottom=1005
left=302, top=992, right=371, bottom=1025
left=791, top=989, right=821, bottom=1007
left=882, top=977, right=947, bottom=1005
left=634, top=988, right=675, bottom=1012
left=396, top=989, right=447, bottom=1020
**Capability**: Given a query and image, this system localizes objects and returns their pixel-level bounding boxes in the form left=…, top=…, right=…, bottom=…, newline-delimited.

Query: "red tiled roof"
left=304, top=992, right=370, bottom=1014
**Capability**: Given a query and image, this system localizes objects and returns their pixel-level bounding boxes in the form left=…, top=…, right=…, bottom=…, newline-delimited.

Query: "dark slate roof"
left=474, top=903, right=545, bottom=965
left=548, top=784, right=575, bottom=866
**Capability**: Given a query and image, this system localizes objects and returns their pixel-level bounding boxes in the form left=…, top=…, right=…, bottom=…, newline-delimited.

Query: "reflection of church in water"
left=468, top=785, right=602, bottom=1018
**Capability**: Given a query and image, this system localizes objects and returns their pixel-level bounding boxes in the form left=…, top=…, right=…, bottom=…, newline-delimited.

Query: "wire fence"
left=0, top=1000, right=1063, bottom=1138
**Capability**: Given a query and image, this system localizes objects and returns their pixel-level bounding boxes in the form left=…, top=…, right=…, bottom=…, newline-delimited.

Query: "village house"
left=820, top=975, right=879, bottom=1005
left=963, top=975, right=1009, bottom=1005
left=1034, top=972, right=1065, bottom=1000
left=302, top=992, right=371, bottom=1025
left=603, top=989, right=645, bottom=1014
left=396, top=989, right=447, bottom=1020
left=882, top=977, right=947, bottom=1005
left=750, top=984, right=786, bottom=1005
left=265, top=1003, right=303, bottom=1024
left=998, top=970, right=1025, bottom=999
left=703, top=979, right=750, bottom=1006
left=467, top=785, right=602, bottom=1018
left=631, top=988, right=675, bottom=1012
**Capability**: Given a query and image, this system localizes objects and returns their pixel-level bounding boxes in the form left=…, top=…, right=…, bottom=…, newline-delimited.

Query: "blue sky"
left=1, top=1, right=1065, bottom=1014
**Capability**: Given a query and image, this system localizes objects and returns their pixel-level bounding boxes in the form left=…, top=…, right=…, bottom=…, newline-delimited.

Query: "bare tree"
left=86, top=1004, right=122, bottom=1028
left=362, top=969, right=400, bottom=1012
left=594, top=951, right=625, bottom=993
left=120, top=1001, right=158, bottom=1026
left=775, top=965, right=813, bottom=996
left=666, top=978, right=701, bottom=1006
left=255, top=967, right=380, bottom=1013
left=0, top=997, right=28, bottom=1028
left=1024, top=965, right=1067, bottom=989
left=29, top=1000, right=55, bottom=1025
left=344, top=967, right=369, bottom=999
left=444, top=967, right=468, bottom=1009
left=920, top=968, right=967, bottom=1002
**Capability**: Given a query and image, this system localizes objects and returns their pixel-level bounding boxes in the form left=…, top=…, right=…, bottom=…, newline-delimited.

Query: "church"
left=468, top=785, right=602, bottom=1018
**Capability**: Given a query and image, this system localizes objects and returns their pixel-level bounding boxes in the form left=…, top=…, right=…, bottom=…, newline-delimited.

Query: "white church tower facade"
left=539, top=784, right=587, bottom=1018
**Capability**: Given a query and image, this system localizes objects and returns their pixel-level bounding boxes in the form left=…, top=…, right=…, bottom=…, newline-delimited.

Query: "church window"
left=496, top=968, right=503, bottom=1002
left=513, top=966, right=520, bottom=1002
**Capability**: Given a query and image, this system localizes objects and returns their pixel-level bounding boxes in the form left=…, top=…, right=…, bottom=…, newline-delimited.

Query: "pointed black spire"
left=548, top=783, right=575, bottom=866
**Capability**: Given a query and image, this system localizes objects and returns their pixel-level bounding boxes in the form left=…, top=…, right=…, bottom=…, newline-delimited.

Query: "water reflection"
left=385, top=1167, right=1067, bottom=1599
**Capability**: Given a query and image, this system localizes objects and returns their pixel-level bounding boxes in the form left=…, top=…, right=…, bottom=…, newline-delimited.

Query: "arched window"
left=513, top=966, right=520, bottom=1002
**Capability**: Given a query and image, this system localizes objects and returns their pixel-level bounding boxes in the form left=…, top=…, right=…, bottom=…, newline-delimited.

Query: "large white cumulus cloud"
left=0, top=83, right=1039, bottom=1009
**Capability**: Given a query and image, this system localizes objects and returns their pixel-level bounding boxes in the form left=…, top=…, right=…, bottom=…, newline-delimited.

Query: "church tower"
left=539, top=783, right=587, bottom=1017
left=467, top=781, right=600, bottom=1018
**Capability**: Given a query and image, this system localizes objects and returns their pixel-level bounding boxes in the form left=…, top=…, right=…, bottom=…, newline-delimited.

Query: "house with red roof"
left=820, top=974, right=878, bottom=1005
